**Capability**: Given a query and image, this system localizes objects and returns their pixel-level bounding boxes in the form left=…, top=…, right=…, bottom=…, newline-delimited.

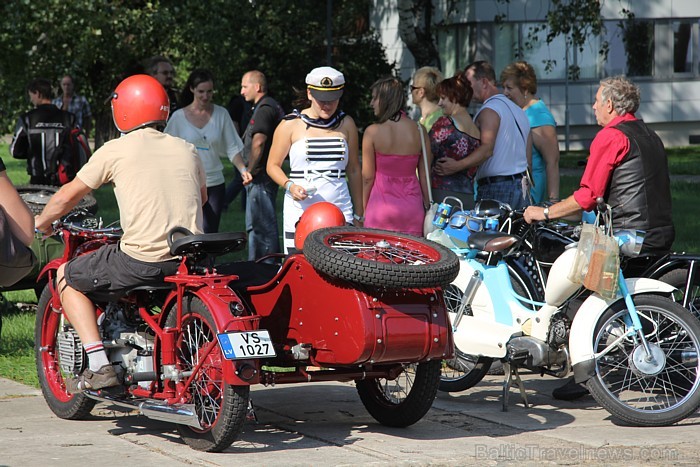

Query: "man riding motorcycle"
left=35, top=75, right=207, bottom=393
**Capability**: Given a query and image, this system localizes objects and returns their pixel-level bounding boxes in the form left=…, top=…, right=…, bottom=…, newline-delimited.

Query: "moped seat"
left=169, top=232, right=247, bottom=257
left=468, top=231, right=520, bottom=253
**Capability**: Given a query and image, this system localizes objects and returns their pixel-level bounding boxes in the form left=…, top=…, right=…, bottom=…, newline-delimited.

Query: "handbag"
left=0, top=207, right=37, bottom=287
left=419, top=122, right=437, bottom=237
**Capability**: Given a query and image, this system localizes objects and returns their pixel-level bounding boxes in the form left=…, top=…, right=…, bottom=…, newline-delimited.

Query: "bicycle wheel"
left=304, top=227, right=459, bottom=289
left=587, top=294, right=700, bottom=426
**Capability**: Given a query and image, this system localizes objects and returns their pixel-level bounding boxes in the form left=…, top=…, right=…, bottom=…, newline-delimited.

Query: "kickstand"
left=502, top=362, right=529, bottom=412
left=246, top=398, right=258, bottom=423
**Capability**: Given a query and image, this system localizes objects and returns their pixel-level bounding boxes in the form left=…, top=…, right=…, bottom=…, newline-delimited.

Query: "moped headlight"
left=615, top=229, right=646, bottom=257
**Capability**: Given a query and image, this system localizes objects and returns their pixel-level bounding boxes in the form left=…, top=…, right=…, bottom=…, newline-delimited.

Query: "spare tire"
left=16, top=184, right=98, bottom=215
left=303, top=226, right=459, bottom=289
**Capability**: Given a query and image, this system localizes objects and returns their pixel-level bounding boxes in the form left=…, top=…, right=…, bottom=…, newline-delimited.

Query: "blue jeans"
left=223, top=169, right=247, bottom=211
left=246, top=179, right=280, bottom=261
left=476, top=177, right=530, bottom=210
left=203, top=183, right=226, bottom=233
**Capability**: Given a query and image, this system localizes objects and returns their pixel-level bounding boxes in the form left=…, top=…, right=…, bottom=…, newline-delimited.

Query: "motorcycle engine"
left=56, top=329, right=85, bottom=375
left=100, top=302, right=155, bottom=388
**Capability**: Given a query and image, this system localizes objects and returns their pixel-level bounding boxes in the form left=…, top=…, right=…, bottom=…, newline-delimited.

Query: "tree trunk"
left=397, top=0, right=440, bottom=69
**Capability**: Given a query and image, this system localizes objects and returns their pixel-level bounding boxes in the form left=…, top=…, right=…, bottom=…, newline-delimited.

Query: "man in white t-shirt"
left=436, top=60, right=532, bottom=209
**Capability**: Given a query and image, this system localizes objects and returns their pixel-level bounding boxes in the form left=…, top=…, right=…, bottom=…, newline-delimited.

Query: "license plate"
left=217, top=330, right=276, bottom=360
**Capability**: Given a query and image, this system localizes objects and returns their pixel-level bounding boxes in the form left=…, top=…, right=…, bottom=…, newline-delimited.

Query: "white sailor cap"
left=306, top=66, right=345, bottom=101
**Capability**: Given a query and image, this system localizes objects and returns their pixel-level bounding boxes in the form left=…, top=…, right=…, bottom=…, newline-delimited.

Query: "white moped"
left=443, top=213, right=700, bottom=426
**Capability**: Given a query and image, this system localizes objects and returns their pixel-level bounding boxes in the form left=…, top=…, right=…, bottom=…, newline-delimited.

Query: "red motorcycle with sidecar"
left=34, top=212, right=458, bottom=452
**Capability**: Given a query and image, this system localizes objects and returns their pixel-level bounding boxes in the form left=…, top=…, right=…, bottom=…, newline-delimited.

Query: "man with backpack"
left=240, top=70, right=284, bottom=261
left=10, top=78, right=79, bottom=185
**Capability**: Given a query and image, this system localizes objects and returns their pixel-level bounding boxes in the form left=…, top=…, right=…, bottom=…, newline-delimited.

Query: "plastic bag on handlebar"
left=568, top=206, right=620, bottom=298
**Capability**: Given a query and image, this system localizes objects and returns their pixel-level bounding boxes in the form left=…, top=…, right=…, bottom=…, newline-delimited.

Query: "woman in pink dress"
left=362, top=77, right=431, bottom=236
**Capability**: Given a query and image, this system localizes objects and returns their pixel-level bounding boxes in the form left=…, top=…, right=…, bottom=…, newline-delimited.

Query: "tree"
left=395, top=0, right=440, bottom=69
left=496, top=0, right=608, bottom=80
left=0, top=0, right=393, bottom=140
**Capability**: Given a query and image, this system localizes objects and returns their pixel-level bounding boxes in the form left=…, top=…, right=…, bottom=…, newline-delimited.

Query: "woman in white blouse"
left=165, top=69, right=251, bottom=233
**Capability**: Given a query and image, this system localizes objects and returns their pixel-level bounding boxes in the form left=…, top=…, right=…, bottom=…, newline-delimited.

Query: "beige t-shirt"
left=77, top=127, right=206, bottom=262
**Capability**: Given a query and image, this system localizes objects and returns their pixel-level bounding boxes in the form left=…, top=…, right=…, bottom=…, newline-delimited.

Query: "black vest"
left=606, top=119, right=674, bottom=253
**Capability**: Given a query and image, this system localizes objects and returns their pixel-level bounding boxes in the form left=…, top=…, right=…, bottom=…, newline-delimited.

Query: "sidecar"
left=210, top=226, right=459, bottom=427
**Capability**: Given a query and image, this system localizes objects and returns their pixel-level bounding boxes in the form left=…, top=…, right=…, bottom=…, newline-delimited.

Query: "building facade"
left=371, top=0, right=700, bottom=148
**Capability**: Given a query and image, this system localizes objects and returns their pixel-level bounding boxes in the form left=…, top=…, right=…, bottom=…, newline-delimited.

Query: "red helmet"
left=294, top=202, right=346, bottom=250
left=111, top=74, right=169, bottom=133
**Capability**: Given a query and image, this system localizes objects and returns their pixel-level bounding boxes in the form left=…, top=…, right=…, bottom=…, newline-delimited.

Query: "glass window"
left=673, top=20, right=693, bottom=73
left=518, top=23, right=567, bottom=80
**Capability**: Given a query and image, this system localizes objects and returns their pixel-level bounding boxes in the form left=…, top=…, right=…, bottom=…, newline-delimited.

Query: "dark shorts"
left=64, top=243, right=179, bottom=302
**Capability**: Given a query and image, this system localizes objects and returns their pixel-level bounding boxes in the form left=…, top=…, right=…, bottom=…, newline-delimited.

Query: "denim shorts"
left=64, top=243, right=179, bottom=301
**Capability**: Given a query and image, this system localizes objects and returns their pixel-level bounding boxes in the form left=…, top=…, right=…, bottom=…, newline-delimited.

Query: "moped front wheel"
left=356, top=360, right=441, bottom=427
left=166, top=296, right=250, bottom=452
left=34, top=283, right=96, bottom=419
left=588, top=294, right=700, bottom=426
left=304, top=227, right=459, bottom=289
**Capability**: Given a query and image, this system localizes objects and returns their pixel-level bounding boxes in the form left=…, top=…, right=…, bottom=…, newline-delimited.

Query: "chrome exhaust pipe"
left=138, top=401, right=202, bottom=429
left=85, top=392, right=202, bottom=429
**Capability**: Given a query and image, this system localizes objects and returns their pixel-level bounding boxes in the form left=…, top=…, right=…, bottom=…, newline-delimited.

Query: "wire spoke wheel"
left=659, top=268, right=700, bottom=320
left=167, top=296, right=249, bottom=452
left=439, top=284, right=492, bottom=392
left=35, top=283, right=95, bottom=419
left=179, top=318, right=223, bottom=428
left=304, top=227, right=459, bottom=289
left=588, top=295, right=700, bottom=426
left=357, top=361, right=441, bottom=427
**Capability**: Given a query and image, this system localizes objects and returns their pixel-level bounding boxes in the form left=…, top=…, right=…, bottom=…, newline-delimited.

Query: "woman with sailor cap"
left=267, top=66, right=362, bottom=253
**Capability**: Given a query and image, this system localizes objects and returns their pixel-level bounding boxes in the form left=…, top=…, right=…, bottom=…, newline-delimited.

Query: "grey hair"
left=599, top=76, right=640, bottom=116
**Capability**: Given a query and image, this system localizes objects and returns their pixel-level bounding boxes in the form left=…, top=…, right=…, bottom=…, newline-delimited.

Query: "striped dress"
left=283, top=137, right=352, bottom=252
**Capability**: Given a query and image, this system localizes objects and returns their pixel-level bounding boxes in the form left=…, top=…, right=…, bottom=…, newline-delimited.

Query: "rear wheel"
left=440, top=284, right=493, bottom=392
left=357, top=361, right=441, bottom=427
left=587, top=295, right=700, bottom=426
left=166, top=296, right=249, bottom=452
left=439, top=267, right=536, bottom=392
left=304, top=227, right=459, bottom=289
left=658, top=268, right=700, bottom=319
left=35, top=283, right=96, bottom=419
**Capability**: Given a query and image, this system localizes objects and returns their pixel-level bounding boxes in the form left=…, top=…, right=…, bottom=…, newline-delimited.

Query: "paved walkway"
left=1, top=373, right=699, bottom=466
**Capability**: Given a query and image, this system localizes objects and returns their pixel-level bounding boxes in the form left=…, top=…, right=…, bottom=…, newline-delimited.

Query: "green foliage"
left=495, top=0, right=607, bottom=80
left=0, top=0, right=394, bottom=136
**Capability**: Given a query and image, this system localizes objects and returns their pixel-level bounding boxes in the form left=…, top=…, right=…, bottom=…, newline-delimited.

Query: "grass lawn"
left=2, top=142, right=700, bottom=388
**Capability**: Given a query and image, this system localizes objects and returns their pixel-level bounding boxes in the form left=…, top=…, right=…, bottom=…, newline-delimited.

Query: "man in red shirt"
left=524, top=76, right=674, bottom=253
left=524, top=76, right=675, bottom=400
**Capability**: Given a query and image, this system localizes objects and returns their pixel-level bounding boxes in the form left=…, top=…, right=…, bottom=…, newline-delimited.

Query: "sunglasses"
left=410, top=85, right=423, bottom=92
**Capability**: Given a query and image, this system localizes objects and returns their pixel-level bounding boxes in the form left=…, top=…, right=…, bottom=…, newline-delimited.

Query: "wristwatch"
left=353, top=213, right=365, bottom=222
left=543, top=207, right=550, bottom=221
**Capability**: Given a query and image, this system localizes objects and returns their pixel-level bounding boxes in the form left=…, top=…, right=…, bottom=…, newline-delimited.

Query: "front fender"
left=568, top=278, right=675, bottom=382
